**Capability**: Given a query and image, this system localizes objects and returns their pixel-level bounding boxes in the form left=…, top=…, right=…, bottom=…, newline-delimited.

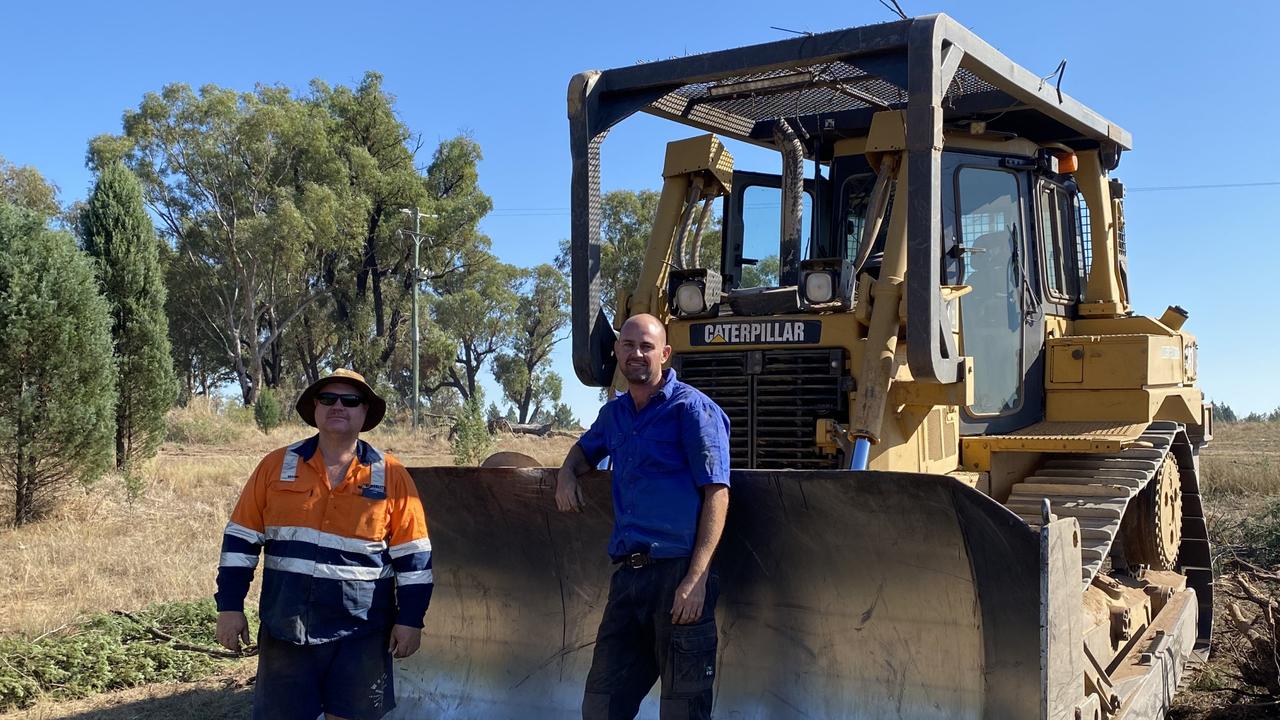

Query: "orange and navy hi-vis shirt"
left=214, top=436, right=432, bottom=645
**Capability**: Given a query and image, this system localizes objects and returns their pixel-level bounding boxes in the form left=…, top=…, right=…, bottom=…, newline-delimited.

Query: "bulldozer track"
left=1002, top=421, right=1182, bottom=587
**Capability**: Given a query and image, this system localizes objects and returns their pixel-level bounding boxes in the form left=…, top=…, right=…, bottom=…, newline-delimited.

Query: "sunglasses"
left=316, top=392, right=366, bottom=408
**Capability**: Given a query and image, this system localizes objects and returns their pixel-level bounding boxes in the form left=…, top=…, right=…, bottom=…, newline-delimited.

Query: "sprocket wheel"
left=1119, top=453, right=1183, bottom=570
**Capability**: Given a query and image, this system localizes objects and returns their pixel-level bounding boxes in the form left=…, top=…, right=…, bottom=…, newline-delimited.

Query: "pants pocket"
left=670, top=620, right=717, bottom=696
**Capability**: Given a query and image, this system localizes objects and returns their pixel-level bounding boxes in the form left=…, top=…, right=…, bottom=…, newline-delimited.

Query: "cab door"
left=943, top=153, right=1046, bottom=435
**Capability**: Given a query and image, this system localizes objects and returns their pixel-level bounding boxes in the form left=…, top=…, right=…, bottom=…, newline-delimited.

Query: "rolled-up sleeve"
left=682, top=397, right=731, bottom=487
left=576, top=410, right=611, bottom=466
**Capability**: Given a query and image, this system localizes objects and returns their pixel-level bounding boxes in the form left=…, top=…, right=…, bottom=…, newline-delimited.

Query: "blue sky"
left=2, top=1, right=1277, bottom=420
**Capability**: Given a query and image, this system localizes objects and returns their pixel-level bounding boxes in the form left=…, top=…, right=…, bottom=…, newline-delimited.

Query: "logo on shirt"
left=359, top=484, right=387, bottom=500
left=689, top=320, right=820, bottom=346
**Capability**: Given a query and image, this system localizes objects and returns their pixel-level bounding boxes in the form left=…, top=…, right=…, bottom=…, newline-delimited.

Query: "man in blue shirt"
left=557, top=313, right=731, bottom=720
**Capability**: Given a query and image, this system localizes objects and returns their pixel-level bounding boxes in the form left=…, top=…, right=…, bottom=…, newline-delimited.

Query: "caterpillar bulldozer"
left=395, top=14, right=1213, bottom=719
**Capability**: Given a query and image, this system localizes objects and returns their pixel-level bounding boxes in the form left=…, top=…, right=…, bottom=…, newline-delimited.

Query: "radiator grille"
left=674, top=349, right=847, bottom=469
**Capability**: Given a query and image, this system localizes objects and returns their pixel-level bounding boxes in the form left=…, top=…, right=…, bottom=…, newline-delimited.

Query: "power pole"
left=400, top=207, right=431, bottom=431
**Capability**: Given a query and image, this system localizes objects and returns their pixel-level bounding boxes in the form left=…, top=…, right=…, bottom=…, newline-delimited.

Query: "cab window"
left=843, top=173, right=894, bottom=263
left=955, top=166, right=1024, bottom=416
left=738, top=185, right=812, bottom=288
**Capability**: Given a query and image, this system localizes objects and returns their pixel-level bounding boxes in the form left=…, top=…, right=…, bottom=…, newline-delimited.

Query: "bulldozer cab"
left=723, top=143, right=1089, bottom=436
left=397, top=13, right=1212, bottom=719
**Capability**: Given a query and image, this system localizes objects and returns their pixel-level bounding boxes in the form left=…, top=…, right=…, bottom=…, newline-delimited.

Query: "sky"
left=2, top=0, right=1277, bottom=421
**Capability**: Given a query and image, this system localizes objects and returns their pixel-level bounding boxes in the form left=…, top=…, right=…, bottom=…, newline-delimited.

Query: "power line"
left=1126, top=180, right=1280, bottom=192
left=479, top=179, right=1280, bottom=218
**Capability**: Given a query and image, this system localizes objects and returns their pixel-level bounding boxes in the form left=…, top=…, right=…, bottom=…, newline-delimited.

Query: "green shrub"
left=452, top=397, right=492, bottom=466
left=0, top=599, right=255, bottom=711
left=254, top=387, right=283, bottom=434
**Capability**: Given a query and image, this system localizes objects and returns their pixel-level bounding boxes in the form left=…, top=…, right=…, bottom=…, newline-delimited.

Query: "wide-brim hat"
left=295, top=368, right=387, bottom=432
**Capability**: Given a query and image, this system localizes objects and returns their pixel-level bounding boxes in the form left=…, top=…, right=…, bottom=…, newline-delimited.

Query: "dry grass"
left=1200, top=421, right=1280, bottom=497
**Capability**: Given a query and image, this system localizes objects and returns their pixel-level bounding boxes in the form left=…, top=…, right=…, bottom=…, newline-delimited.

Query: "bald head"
left=616, top=313, right=671, bottom=388
left=620, top=313, right=667, bottom=344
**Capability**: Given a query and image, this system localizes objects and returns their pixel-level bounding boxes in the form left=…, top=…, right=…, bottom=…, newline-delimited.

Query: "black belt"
left=616, top=552, right=688, bottom=569
left=622, top=552, right=654, bottom=569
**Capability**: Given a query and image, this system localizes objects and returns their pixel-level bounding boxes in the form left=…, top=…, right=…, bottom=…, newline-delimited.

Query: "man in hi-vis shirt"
left=214, top=369, right=432, bottom=720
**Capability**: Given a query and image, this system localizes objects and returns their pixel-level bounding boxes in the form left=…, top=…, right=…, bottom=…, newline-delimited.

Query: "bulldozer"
left=396, top=14, right=1213, bottom=719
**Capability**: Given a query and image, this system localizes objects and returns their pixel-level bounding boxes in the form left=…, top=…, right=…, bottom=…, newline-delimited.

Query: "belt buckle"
left=626, top=552, right=648, bottom=569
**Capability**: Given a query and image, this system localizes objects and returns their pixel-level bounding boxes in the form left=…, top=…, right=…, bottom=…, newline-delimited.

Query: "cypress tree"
left=80, top=162, right=177, bottom=470
left=0, top=203, right=116, bottom=525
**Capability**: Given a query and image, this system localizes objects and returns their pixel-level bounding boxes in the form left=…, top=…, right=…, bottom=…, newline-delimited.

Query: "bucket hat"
left=295, top=368, right=386, bottom=432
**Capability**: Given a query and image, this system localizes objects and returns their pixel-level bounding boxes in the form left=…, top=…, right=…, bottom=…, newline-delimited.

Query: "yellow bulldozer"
left=398, top=14, right=1213, bottom=719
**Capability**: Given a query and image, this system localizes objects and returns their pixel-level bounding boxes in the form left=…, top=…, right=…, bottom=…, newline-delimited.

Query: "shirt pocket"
left=640, top=424, right=684, bottom=472
left=263, top=481, right=316, bottom=528
left=331, top=491, right=390, bottom=542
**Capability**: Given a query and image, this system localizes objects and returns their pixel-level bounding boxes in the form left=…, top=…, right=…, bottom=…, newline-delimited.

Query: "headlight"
left=803, top=272, right=835, bottom=304
left=798, top=258, right=854, bottom=311
left=676, top=282, right=707, bottom=314
left=666, top=268, right=722, bottom=319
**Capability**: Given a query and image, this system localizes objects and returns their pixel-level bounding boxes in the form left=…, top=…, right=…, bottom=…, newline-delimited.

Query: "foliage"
left=0, top=203, right=117, bottom=526
left=1240, top=406, right=1280, bottom=423
left=314, top=88, right=491, bottom=388
left=80, top=161, right=177, bottom=470
left=451, top=396, right=492, bottom=466
left=428, top=248, right=519, bottom=401
left=555, top=188, right=722, bottom=322
left=1212, top=401, right=1238, bottom=424
left=493, top=264, right=570, bottom=423
left=0, top=599, right=253, bottom=711
left=0, top=155, right=60, bottom=218
left=89, top=81, right=356, bottom=406
left=253, top=387, right=284, bottom=434
left=92, top=75, right=496, bottom=412
left=550, top=402, right=580, bottom=430
left=485, top=402, right=504, bottom=425
left=740, top=254, right=781, bottom=288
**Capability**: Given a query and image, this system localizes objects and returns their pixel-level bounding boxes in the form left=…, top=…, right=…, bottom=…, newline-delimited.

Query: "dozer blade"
left=394, top=468, right=1043, bottom=719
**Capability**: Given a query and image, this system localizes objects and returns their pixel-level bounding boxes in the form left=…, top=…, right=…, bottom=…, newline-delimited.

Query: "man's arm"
left=555, top=444, right=594, bottom=512
left=215, top=456, right=272, bottom=652
left=387, top=466, right=432, bottom=659
left=670, top=483, right=729, bottom=624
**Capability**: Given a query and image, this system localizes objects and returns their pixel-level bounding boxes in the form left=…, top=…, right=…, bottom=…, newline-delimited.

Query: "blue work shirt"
left=577, top=369, right=731, bottom=561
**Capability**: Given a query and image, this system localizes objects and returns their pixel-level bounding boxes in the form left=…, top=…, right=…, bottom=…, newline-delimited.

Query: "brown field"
left=1, top=410, right=1276, bottom=719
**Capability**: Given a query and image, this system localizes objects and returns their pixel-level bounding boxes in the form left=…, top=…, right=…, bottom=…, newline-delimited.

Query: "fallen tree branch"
left=111, top=610, right=257, bottom=658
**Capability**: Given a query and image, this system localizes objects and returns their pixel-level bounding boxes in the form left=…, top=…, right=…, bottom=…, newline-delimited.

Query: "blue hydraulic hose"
left=850, top=437, right=871, bottom=470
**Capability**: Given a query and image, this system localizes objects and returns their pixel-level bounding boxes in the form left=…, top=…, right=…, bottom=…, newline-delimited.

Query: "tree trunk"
left=14, top=414, right=30, bottom=527
left=115, top=387, right=128, bottom=471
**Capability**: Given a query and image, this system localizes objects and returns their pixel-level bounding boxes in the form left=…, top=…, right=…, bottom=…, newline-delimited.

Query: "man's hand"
left=556, top=468, right=584, bottom=512
left=388, top=624, right=422, bottom=659
left=216, top=610, right=251, bottom=652
left=670, top=573, right=708, bottom=625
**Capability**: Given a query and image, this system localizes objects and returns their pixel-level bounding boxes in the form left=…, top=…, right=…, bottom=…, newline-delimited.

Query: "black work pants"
left=582, top=557, right=719, bottom=720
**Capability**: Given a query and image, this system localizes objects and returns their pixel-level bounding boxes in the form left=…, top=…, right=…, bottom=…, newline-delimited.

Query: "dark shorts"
left=583, top=557, right=719, bottom=720
left=253, top=626, right=395, bottom=720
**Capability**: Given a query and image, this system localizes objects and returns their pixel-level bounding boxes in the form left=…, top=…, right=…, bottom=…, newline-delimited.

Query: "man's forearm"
left=686, top=485, right=729, bottom=581
left=561, top=444, right=593, bottom=476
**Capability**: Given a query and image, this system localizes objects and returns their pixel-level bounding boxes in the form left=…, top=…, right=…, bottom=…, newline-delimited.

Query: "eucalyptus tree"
left=89, top=82, right=356, bottom=405
left=493, top=264, right=570, bottom=423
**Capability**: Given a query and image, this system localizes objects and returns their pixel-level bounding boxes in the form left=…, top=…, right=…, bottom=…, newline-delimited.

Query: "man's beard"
left=622, top=362, right=651, bottom=383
